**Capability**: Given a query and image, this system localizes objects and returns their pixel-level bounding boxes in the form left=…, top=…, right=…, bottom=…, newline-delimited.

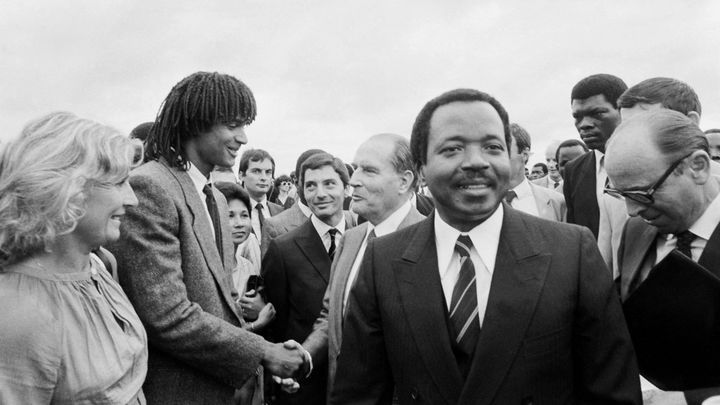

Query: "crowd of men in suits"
left=107, top=71, right=720, bottom=405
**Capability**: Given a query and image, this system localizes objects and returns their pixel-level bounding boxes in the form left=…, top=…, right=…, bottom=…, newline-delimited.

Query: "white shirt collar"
left=367, top=199, right=413, bottom=238
left=298, top=200, right=313, bottom=217
left=187, top=162, right=211, bottom=196
left=250, top=196, right=268, bottom=209
left=310, top=214, right=346, bottom=238
left=435, top=204, right=504, bottom=279
left=687, top=192, right=720, bottom=240
left=409, top=192, right=418, bottom=207
left=513, top=178, right=534, bottom=199
left=594, top=149, right=605, bottom=173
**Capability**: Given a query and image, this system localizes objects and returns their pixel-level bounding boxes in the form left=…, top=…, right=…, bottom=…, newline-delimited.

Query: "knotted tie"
left=202, top=184, right=223, bottom=260
left=505, top=189, right=518, bottom=204
left=328, top=228, right=339, bottom=260
left=450, top=235, right=480, bottom=375
left=676, top=230, right=697, bottom=259
left=255, top=203, right=265, bottom=233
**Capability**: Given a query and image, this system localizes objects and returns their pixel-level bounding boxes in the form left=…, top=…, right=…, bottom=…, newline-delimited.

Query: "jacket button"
left=410, top=388, right=419, bottom=400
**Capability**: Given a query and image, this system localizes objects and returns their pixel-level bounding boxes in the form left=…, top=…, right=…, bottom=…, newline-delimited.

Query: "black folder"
left=623, top=250, right=720, bottom=390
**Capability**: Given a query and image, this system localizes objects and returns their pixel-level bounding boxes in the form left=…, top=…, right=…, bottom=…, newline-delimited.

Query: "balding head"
left=350, top=133, right=416, bottom=225
left=605, top=109, right=715, bottom=234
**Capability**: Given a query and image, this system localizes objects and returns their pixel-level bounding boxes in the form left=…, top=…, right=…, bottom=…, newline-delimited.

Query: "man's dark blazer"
left=331, top=205, right=641, bottom=405
left=415, top=193, right=435, bottom=216
left=303, top=207, right=425, bottom=398
left=563, top=151, right=600, bottom=238
left=617, top=216, right=720, bottom=403
left=262, top=216, right=354, bottom=405
left=108, top=159, right=267, bottom=405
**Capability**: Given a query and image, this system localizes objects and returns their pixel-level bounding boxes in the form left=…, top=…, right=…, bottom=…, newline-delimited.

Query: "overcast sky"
left=2, top=0, right=719, bottom=174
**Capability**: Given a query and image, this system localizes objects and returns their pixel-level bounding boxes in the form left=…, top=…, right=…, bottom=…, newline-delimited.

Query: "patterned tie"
left=450, top=235, right=481, bottom=368
left=254, top=203, right=266, bottom=234
left=505, top=189, right=518, bottom=204
left=328, top=228, right=339, bottom=260
left=367, top=229, right=377, bottom=242
left=676, top=230, right=697, bottom=259
left=202, top=184, right=223, bottom=260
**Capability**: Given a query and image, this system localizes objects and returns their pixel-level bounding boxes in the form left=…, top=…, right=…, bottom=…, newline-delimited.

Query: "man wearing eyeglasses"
left=606, top=109, right=720, bottom=404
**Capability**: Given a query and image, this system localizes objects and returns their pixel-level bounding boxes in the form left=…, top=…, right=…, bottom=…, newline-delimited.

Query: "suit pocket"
left=523, top=327, right=569, bottom=359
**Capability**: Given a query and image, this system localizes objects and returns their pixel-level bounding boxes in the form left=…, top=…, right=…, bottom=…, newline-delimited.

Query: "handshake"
left=262, top=339, right=313, bottom=388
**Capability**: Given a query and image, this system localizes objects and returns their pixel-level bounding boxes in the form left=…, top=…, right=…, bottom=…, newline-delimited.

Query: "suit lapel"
left=620, top=219, right=658, bottom=300
left=394, top=216, right=463, bottom=405
left=167, top=162, right=241, bottom=320
left=295, top=221, right=332, bottom=283
left=699, top=223, right=720, bottom=278
left=459, top=208, right=551, bottom=405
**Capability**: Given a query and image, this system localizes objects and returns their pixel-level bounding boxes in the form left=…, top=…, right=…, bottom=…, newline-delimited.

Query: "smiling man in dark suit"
left=108, top=72, right=306, bottom=405
left=331, top=88, right=640, bottom=405
left=263, top=153, right=355, bottom=405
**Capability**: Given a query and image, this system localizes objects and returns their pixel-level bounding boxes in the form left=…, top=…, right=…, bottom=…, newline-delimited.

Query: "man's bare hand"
left=262, top=342, right=305, bottom=378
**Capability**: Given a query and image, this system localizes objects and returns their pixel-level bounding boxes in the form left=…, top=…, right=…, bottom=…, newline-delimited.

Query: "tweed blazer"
left=108, top=159, right=267, bottom=405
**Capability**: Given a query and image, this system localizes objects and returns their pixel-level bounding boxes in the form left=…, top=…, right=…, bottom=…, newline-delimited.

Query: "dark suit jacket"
left=262, top=216, right=354, bottom=405
left=563, top=151, right=600, bottom=238
left=108, top=160, right=267, bottom=405
left=303, top=207, right=425, bottom=398
left=332, top=206, right=640, bottom=405
left=617, top=217, right=720, bottom=403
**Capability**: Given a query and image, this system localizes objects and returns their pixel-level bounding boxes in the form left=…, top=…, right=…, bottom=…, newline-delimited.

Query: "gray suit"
left=528, top=182, right=566, bottom=222
left=303, top=207, right=425, bottom=397
left=108, top=159, right=267, bottom=405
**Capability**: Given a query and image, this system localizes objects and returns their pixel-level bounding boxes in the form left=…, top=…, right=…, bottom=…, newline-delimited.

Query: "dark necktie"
left=554, top=181, right=560, bottom=189
left=255, top=203, right=265, bottom=233
left=450, top=235, right=480, bottom=377
left=505, top=189, right=518, bottom=204
left=202, top=184, right=223, bottom=260
left=676, top=230, right=697, bottom=259
left=328, top=228, right=339, bottom=260
left=367, top=229, right=377, bottom=242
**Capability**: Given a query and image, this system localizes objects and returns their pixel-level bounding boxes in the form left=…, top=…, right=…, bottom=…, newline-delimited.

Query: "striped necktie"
left=450, top=235, right=481, bottom=374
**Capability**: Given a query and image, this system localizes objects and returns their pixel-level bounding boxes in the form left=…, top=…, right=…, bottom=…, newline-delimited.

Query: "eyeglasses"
left=604, top=153, right=692, bottom=205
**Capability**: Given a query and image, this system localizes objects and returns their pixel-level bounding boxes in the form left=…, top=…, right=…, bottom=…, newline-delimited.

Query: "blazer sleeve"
left=330, top=239, right=394, bottom=405
left=572, top=227, right=642, bottom=404
left=261, top=238, right=289, bottom=343
left=110, top=172, right=268, bottom=388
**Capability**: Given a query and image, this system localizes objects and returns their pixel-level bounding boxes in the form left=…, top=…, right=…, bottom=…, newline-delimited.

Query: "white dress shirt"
left=186, top=163, right=215, bottom=239
left=434, top=204, right=503, bottom=327
left=655, top=192, right=720, bottom=264
left=342, top=199, right=413, bottom=310
left=310, top=214, right=346, bottom=253
left=508, top=178, right=539, bottom=217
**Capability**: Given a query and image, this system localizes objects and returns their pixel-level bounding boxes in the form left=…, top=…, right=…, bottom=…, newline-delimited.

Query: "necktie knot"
left=255, top=202, right=263, bottom=211
left=202, top=184, right=213, bottom=196
left=505, top=189, right=518, bottom=204
left=455, top=235, right=473, bottom=258
left=328, top=228, right=339, bottom=239
left=676, top=230, right=697, bottom=258
left=367, top=229, right=377, bottom=241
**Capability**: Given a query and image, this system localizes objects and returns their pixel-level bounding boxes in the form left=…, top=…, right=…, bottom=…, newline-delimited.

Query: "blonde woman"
left=0, top=112, right=148, bottom=404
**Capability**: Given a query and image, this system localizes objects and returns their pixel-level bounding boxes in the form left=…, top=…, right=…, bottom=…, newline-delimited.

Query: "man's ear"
left=687, top=150, right=711, bottom=184
left=398, top=170, right=414, bottom=194
left=687, top=111, right=701, bottom=126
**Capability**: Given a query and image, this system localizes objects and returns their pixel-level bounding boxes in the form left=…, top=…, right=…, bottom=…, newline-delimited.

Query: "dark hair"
left=214, top=181, right=252, bottom=217
left=300, top=153, right=349, bottom=188
left=510, top=123, right=531, bottom=153
left=411, top=89, right=511, bottom=170
left=274, top=174, right=292, bottom=188
left=129, top=122, right=154, bottom=142
left=571, top=74, right=627, bottom=108
left=145, top=72, right=256, bottom=169
left=532, top=162, right=548, bottom=174
left=238, top=148, right=275, bottom=177
left=293, top=149, right=325, bottom=204
left=617, top=77, right=701, bottom=116
left=555, top=139, right=589, bottom=162
left=375, top=133, right=417, bottom=190
left=344, top=163, right=354, bottom=178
